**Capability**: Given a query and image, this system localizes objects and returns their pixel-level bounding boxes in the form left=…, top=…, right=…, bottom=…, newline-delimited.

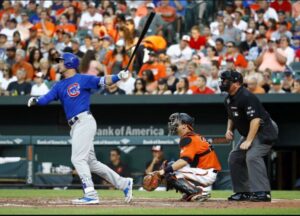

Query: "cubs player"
left=157, top=113, right=221, bottom=201
left=27, top=53, right=133, bottom=205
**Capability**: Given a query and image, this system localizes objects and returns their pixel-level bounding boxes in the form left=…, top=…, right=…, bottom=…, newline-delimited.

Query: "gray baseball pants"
left=70, top=112, right=128, bottom=194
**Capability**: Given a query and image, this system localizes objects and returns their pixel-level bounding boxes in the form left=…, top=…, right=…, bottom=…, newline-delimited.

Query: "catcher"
left=143, top=113, right=221, bottom=202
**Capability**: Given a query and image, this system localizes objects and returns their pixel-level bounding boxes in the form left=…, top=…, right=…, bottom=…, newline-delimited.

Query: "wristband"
left=164, top=165, right=174, bottom=174
left=111, top=75, right=120, bottom=83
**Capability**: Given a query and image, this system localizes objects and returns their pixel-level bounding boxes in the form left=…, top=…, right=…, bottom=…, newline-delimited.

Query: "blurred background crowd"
left=0, top=0, right=300, bottom=96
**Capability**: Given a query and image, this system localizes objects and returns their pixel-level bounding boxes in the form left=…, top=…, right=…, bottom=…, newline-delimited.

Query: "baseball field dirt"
left=0, top=190, right=299, bottom=214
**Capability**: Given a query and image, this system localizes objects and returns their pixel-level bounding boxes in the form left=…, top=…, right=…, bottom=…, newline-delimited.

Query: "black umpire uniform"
left=219, top=70, right=278, bottom=202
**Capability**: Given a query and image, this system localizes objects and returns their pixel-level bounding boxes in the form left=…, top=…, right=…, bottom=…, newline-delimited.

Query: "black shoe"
left=228, top=192, right=251, bottom=201
left=250, top=191, right=271, bottom=202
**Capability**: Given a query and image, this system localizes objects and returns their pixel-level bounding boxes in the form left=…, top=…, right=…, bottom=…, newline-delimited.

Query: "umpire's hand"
left=225, top=130, right=234, bottom=140
left=27, top=97, right=38, bottom=107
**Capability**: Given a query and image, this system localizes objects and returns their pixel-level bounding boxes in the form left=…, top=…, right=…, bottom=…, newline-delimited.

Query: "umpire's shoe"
left=228, top=192, right=251, bottom=201
left=71, top=197, right=100, bottom=205
left=249, top=191, right=271, bottom=202
left=123, top=178, right=133, bottom=203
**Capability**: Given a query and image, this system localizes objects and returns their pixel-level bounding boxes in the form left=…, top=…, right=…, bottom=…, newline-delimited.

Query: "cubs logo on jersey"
left=67, top=83, right=80, bottom=97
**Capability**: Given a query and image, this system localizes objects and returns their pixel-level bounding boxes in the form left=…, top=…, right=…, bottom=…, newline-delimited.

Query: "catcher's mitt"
left=143, top=172, right=162, bottom=191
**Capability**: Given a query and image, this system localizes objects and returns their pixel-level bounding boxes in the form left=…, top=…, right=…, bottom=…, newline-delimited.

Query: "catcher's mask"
left=219, top=70, right=243, bottom=92
left=168, top=113, right=195, bottom=135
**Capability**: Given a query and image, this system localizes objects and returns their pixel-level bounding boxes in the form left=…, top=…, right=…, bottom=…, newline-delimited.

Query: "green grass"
left=0, top=190, right=299, bottom=215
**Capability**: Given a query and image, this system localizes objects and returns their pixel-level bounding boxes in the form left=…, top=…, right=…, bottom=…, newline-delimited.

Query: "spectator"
left=261, top=68, right=272, bottom=93
left=141, top=69, right=157, bottom=94
left=210, top=11, right=225, bottom=36
left=213, top=21, right=231, bottom=44
left=5, top=46, right=16, bottom=68
left=117, top=71, right=136, bottom=95
left=69, top=38, right=84, bottom=59
left=28, top=47, right=43, bottom=73
left=0, top=1, right=14, bottom=21
left=25, top=26, right=40, bottom=51
left=256, top=38, right=287, bottom=72
left=269, top=77, right=285, bottom=93
left=100, top=83, right=126, bottom=95
left=200, top=46, right=220, bottom=66
left=277, top=10, right=292, bottom=30
left=166, top=64, right=179, bottom=93
left=174, top=77, right=193, bottom=95
left=12, top=31, right=25, bottom=50
left=203, top=25, right=216, bottom=47
left=107, top=148, right=130, bottom=178
left=246, top=76, right=266, bottom=94
left=132, top=78, right=147, bottom=95
left=138, top=3, right=163, bottom=37
left=215, top=37, right=226, bottom=56
left=47, top=48, right=60, bottom=70
left=225, top=15, right=241, bottom=44
left=193, top=75, right=215, bottom=94
left=128, top=5, right=141, bottom=29
left=277, top=36, right=295, bottom=65
left=244, top=61, right=264, bottom=86
left=0, top=64, right=16, bottom=94
left=78, top=2, right=103, bottom=31
left=138, top=50, right=166, bottom=81
left=246, top=34, right=268, bottom=61
left=239, top=29, right=257, bottom=56
left=39, top=58, right=57, bottom=81
left=233, top=10, right=248, bottom=33
left=255, top=9, right=266, bottom=28
left=121, top=20, right=139, bottom=54
left=186, top=62, right=199, bottom=91
left=103, top=39, right=129, bottom=75
left=292, top=1, right=300, bottom=19
left=0, top=33, right=8, bottom=61
left=266, top=18, right=277, bottom=41
left=270, top=0, right=292, bottom=14
left=207, top=62, right=221, bottom=93
left=34, top=9, right=55, bottom=38
left=30, top=72, right=49, bottom=96
left=80, top=50, right=104, bottom=76
left=223, top=41, right=248, bottom=70
left=0, top=18, right=18, bottom=44
left=152, top=78, right=172, bottom=95
left=166, top=35, right=193, bottom=64
left=12, top=48, right=34, bottom=81
left=56, top=13, right=77, bottom=35
left=97, top=35, right=113, bottom=63
left=5, top=69, right=31, bottom=96
left=155, top=0, right=177, bottom=45
left=16, top=11, right=33, bottom=42
left=189, top=25, right=206, bottom=51
left=259, top=0, right=279, bottom=22
left=79, top=34, right=94, bottom=53
left=271, top=21, right=293, bottom=41
left=280, top=69, right=293, bottom=92
left=145, top=145, right=165, bottom=175
left=292, top=78, right=300, bottom=93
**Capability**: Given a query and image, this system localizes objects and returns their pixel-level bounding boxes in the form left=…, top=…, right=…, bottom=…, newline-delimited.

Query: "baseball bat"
left=124, top=12, right=156, bottom=72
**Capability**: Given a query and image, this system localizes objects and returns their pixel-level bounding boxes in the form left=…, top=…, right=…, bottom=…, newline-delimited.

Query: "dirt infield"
left=0, top=198, right=299, bottom=209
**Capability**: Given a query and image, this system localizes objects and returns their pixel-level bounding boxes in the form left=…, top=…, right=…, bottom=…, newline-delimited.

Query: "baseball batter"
left=27, top=53, right=133, bottom=205
left=157, top=113, right=222, bottom=201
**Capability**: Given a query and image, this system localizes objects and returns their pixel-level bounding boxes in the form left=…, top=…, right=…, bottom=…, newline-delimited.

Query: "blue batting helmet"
left=56, top=52, right=79, bottom=69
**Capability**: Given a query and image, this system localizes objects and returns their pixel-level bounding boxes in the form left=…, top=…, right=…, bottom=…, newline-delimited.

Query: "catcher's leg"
left=165, top=173, right=202, bottom=201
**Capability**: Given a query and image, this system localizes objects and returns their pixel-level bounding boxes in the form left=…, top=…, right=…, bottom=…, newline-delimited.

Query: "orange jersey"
left=179, top=132, right=222, bottom=171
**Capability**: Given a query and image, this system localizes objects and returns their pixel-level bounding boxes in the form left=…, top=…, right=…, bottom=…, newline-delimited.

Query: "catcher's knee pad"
left=166, top=174, right=202, bottom=198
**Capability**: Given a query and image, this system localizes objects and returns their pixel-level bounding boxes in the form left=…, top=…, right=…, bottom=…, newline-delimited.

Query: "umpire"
left=219, top=70, right=278, bottom=202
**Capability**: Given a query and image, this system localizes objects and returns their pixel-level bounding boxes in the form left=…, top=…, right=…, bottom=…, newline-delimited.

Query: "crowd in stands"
left=0, top=0, right=300, bottom=97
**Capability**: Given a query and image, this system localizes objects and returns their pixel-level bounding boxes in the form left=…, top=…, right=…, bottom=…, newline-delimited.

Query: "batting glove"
left=27, top=97, right=38, bottom=107
left=117, top=70, right=129, bottom=80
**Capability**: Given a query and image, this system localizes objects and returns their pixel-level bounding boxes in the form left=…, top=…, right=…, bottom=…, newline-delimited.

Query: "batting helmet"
left=219, top=70, right=243, bottom=92
left=56, top=52, right=79, bottom=69
left=168, top=113, right=195, bottom=135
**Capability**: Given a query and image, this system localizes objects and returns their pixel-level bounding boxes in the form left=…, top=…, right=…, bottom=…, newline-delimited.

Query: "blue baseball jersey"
left=37, top=74, right=100, bottom=120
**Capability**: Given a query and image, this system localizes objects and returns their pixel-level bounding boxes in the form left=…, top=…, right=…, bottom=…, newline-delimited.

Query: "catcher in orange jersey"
left=157, top=113, right=222, bottom=202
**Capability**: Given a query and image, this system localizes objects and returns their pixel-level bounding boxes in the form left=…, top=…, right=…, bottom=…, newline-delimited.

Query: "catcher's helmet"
left=56, top=52, right=79, bottom=69
left=219, top=70, right=243, bottom=92
left=168, top=113, right=194, bottom=135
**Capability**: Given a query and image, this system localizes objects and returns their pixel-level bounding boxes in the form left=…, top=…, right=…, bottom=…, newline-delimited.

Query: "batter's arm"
left=28, top=85, right=58, bottom=107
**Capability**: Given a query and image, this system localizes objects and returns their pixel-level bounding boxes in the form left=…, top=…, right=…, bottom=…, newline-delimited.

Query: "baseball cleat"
left=123, top=178, right=133, bottom=203
left=71, top=197, right=99, bottom=205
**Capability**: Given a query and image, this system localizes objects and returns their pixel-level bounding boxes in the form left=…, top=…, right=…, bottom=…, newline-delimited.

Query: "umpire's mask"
left=168, top=113, right=195, bottom=135
left=219, top=70, right=243, bottom=92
